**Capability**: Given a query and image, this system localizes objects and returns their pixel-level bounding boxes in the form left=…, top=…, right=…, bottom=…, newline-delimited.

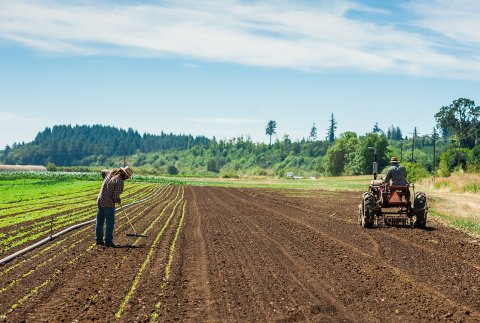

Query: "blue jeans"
left=96, top=206, right=115, bottom=244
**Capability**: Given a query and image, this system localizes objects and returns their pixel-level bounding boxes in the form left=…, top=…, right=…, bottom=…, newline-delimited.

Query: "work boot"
left=96, top=241, right=104, bottom=246
left=105, top=242, right=117, bottom=248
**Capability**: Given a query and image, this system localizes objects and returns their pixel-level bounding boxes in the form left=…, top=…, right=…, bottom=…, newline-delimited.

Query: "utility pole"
left=476, top=127, right=478, bottom=146
left=432, top=128, right=439, bottom=174
left=123, top=142, right=127, bottom=167
left=400, top=140, right=403, bottom=162
left=368, top=147, right=378, bottom=180
left=411, top=127, right=418, bottom=163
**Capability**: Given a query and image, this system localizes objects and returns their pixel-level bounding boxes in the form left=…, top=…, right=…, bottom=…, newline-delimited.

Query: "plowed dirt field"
left=1, top=185, right=480, bottom=322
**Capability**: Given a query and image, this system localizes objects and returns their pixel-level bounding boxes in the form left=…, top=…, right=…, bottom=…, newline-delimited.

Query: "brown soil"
left=1, top=186, right=479, bottom=322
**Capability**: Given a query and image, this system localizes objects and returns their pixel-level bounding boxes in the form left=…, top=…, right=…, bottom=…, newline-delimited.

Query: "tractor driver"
left=383, top=157, right=411, bottom=206
left=383, top=156, right=408, bottom=186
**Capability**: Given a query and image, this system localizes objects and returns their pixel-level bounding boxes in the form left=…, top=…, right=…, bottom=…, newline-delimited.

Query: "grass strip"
left=430, top=208, right=480, bottom=237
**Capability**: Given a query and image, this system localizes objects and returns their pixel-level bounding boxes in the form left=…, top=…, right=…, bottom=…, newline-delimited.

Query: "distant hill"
left=1, top=124, right=210, bottom=166
left=0, top=123, right=458, bottom=179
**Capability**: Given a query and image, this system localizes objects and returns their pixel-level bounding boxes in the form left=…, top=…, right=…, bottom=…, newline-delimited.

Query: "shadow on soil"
left=374, top=226, right=436, bottom=232
left=101, top=244, right=145, bottom=249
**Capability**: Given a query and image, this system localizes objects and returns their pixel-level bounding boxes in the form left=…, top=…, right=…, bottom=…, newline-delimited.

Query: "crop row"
left=0, top=171, right=182, bottom=185
left=0, top=185, right=175, bottom=318
left=0, top=183, right=156, bottom=226
left=0, top=179, right=100, bottom=206
left=0, top=184, right=159, bottom=254
left=115, top=186, right=185, bottom=318
left=0, top=185, right=172, bottom=278
left=150, top=199, right=187, bottom=322
left=0, top=181, right=149, bottom=213
left=0, top=186, right=172, bottom=300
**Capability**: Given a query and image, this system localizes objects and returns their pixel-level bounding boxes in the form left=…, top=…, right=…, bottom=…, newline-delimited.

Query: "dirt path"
left=1, top=186, right=479, bottom=322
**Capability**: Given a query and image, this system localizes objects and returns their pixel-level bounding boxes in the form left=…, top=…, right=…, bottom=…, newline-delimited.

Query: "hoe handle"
left=120, top=204, right=137, bottom=235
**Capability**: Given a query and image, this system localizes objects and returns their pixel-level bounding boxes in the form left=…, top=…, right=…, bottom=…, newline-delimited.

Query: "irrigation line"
left=0, top=185, right=171, bottom=277
left=0, top=186, right=165, bottom=266
left=0, top=186, right=172, bottom=304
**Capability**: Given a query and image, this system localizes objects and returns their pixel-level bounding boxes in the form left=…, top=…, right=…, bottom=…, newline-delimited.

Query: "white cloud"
left=410, top=0, right=480, bottom=47
left=0, top=0, right=478, bottom=78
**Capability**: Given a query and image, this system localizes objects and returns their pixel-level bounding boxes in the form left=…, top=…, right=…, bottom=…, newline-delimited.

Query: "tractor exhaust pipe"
left=368, top=147, right=378, bottom=180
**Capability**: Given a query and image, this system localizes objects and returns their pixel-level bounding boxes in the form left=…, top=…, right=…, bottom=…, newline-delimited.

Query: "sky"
left=0, top=0, right=479, bottom=149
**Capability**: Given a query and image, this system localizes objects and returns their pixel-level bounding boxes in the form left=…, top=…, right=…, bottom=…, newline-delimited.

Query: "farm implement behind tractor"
left=358, top=148, right=428, bottom=229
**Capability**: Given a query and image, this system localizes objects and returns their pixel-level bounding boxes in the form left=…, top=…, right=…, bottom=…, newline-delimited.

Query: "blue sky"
left=0, top=0, right=479, bottom=149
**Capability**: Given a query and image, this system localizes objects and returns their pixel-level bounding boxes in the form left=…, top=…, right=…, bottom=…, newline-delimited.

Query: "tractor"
left=358, top=148, right=428, bottom=228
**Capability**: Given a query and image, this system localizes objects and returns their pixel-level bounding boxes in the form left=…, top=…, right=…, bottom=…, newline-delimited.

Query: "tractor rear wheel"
left=414, top=192, right=427, bottom=228
left=361, top=192, right=375, bottom=228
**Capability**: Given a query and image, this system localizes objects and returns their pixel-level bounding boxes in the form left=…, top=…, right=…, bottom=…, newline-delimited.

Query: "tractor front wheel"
left=360, top=192, right=375, bottom=228
left=414, top=192, right=427, bottom=228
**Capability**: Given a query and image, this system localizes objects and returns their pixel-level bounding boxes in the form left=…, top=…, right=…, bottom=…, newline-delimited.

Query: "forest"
left=1, top=98, right=479, bottom=180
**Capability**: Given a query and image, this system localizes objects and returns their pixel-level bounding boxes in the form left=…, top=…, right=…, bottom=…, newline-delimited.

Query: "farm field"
left=1, top=184, right=480, bottom=321
left=0, top=178, right=159, bottom=255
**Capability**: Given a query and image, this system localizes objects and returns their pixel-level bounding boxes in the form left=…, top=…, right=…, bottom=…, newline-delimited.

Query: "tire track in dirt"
left=244, top=188, right=480, bottom=271
left=215, top=187, right=479, bottom=321
left=241, top=188, right=480, bottom=313
left=206, top=187, right=355, bottom=322
left=154, top=186, right=214, bottom=322
left=161, top=186, right=354, bottom=322
left=1, top=186, right=479, bottom=322
left=192, top=187, right=270, bottom=321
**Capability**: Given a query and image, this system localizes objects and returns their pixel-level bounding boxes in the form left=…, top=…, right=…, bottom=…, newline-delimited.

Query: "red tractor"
left=358, top=149, right=428, bottom=228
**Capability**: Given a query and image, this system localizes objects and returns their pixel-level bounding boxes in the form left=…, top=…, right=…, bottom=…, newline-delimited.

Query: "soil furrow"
left=1, top=186, right=479, bottom=322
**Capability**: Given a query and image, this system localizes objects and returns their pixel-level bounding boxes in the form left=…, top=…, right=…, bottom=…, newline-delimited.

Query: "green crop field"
left=0, top=172, right=161, bottom=255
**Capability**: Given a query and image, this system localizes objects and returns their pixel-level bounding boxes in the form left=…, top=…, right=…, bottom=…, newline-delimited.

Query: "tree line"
left=1, top=125, right=210, bottom=166
left=1, top=98, right=479, bottom=178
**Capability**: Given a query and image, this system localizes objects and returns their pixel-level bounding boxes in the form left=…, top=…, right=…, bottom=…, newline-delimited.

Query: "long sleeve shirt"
left=97, top=170, right=124, bottom=207
left=383, top=164, right=408, bottom=186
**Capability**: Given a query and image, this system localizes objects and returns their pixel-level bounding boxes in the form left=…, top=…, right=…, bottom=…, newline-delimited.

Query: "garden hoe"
left=120, top=204, right=147, bottom=238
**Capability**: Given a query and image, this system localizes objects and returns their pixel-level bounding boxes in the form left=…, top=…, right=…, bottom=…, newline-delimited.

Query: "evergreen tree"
left=372, top=122, right=383, bottom=134
left=395, top=127, right=403, bottom=140
left=309, top=123, right=317, bottom=141
left=327, top=114, right=337, bottom=143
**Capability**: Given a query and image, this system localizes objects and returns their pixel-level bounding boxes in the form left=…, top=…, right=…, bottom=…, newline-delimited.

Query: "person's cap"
left=390, top=156, right=399, bottom=164
left=120, top=166, right=134, bottom=178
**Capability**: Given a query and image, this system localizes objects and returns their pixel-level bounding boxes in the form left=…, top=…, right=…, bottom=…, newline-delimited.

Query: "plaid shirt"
left=97, top=170, right=124, bottom=207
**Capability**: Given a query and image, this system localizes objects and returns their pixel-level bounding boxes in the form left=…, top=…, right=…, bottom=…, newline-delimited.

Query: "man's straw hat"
left=390, top=156, right=399, bottom=164
left=120, top=166, right=134, bottom=179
